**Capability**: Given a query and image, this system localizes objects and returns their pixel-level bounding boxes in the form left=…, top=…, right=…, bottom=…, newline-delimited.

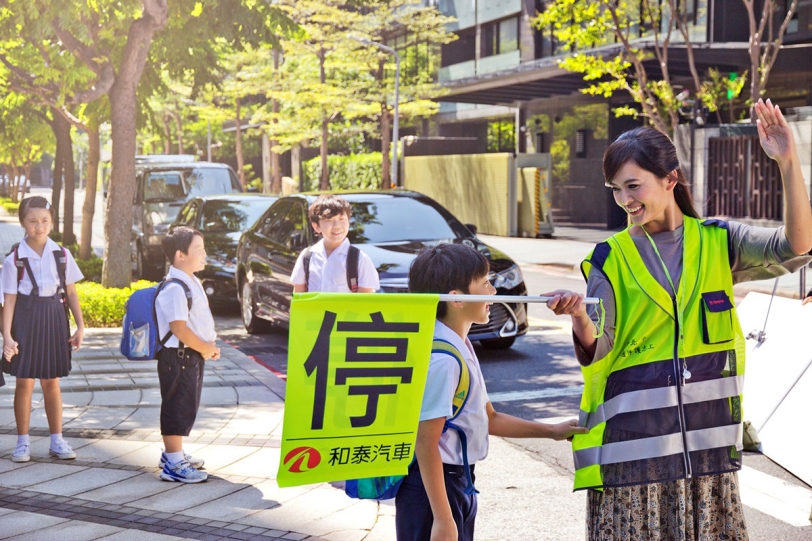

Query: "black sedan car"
left=235, top=191, right=528, bottom=349
left=168, top=193, right=277, bottom=304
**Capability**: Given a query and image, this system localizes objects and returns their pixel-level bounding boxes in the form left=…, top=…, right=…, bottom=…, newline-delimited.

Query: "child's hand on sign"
left=803, top=290, right=812, bottom=305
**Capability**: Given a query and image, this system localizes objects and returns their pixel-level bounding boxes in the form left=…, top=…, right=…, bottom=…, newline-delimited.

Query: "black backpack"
left=302, top=245, right=360, bottom=292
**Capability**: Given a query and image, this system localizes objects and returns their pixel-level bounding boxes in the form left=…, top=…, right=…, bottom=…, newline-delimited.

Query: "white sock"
left=50, top=433, right=63, bottom=447
left=166, top=450, right=185, bottom=465
left=16, top=434, right=29, bottom=447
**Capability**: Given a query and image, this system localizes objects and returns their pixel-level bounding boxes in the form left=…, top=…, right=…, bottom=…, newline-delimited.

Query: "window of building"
left=481, top=16, right=520, bottom=58
left=441, top=27, right=476, bottom=67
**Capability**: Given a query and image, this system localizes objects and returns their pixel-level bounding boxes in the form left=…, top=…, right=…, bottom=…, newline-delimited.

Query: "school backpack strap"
left=302, top=247, right=312, bottom=292
left=53, top=247, right=71, bottom=329
left=152, top=278, right=193, bottom=347
left=346, top=245, right=360, bottom=292
left=12, top=244, right=23, bottom=285
left=431, top=338, right=478, bottom=495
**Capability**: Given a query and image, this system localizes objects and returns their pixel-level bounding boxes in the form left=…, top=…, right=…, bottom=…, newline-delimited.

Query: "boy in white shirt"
left=398, top=244, right=587, bottom=541
left=154, top=226, right=220, bottom=483
left=291, top=194, right=379, bottom=293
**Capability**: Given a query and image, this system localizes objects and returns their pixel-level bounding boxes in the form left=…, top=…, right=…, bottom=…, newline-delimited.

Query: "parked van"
left=131, top=155, right=242, bottom=279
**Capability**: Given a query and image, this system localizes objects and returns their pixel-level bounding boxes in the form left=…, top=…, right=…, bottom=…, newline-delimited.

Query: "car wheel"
left=479, top=336, right=516, bottom=350
left=241, top=281, right=271, bottom=334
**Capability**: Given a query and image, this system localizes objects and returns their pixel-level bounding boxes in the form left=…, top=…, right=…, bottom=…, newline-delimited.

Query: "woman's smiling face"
left=608, top=161, right=677, bottom=234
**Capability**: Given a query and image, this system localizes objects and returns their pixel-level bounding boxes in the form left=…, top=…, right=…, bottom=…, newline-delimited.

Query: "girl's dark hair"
left=409, top=243, right=490, bottom=318
left=161, top=226, right=204, bottom=264
left=18, top=196, right=54, bottom=225
left=603, top=127, right=699, bottom=219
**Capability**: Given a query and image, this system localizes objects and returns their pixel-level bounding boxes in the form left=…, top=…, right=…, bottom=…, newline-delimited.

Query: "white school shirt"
left=420, top=320, right=490, bottom=465
left=154, top=266, right=217, bottom=348
left=1, top=237, right=83, bottom=296
left=290, top=238, right=380, bottom=292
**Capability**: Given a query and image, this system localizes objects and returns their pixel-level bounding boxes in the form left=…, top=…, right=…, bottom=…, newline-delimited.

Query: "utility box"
left=402, top=153, right=553, bottom=238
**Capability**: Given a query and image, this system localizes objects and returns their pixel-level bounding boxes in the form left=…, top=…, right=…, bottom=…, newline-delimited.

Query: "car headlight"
left=491, top=265, right=523, bottom=290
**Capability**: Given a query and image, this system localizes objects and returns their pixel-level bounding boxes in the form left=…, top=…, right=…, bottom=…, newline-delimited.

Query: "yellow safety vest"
left=572, top=217, right=746, bottom=490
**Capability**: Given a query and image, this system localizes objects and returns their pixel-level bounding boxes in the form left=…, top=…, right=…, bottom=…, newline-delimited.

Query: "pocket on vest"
left=700, top=291, right=734, bottom=344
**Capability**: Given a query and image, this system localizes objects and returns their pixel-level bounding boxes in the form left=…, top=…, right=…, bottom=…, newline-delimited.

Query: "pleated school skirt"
left=2, top=293, right=71, bottom=380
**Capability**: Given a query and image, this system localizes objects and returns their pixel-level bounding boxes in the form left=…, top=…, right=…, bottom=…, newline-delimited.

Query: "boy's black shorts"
left=157, top=347, right=205, bottom=436
left=395, top=461, right=477, bottom=541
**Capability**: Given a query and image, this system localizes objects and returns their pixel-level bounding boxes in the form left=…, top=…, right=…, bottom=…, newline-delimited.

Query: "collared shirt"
left=154, top=266, right=217, bottom=348
left=290, top=238, right=380, bottom=292
left=419, top=320, right=490, bottom=465
left=1, top=237, right=83, bottom=297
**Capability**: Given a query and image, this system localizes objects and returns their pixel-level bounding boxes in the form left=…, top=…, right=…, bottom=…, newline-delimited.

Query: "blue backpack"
left=344, top=339, right=476, bottom=500
left=120, top=278, right=192, bottom=360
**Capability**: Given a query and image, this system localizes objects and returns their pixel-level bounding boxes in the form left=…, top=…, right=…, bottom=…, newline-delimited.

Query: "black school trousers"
left=395, top=461, right=477, bottom=541
left=157, top=347, right=205, bottom=436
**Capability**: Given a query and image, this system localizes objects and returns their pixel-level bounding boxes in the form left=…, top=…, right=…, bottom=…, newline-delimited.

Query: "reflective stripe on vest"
left=572, top=217, right=746, bottom=490
left=573, top=423, right=743, bottom=469
left=578, top=375, right=745, bottom=430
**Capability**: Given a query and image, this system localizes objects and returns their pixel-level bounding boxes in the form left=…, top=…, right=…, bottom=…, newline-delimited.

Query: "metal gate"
left=707, top=135, right=783, bottom=220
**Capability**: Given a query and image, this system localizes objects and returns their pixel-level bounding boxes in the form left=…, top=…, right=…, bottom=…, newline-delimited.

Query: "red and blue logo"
left=283, top=447, right=321, bottom=473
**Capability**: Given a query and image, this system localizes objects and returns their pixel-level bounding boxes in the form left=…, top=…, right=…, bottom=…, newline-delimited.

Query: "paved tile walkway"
left=0, top=327, right=389, bottom=540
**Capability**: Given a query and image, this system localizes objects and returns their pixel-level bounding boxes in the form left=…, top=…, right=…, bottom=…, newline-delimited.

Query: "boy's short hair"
left=308, top=194, right=352, bottom=224
left=409, top=243, right=489, bottom=318
left=161, top=226, right=203, bottom=264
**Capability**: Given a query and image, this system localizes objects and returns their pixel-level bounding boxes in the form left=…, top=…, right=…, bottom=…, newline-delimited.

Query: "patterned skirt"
left=587, top=473, right=749, bottom=541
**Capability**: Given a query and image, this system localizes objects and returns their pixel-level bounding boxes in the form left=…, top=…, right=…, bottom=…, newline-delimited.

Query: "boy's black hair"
left=308, top=194, right=352, bottom=224
left=409, top=243, right=489, bottom=318
left=161, top=226, right=204, bottom=264
left=18, top=196, right=54, bottom=225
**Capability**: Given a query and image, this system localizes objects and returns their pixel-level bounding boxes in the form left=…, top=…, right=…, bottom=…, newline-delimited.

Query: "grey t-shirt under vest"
left=575, top=222, right=812, bottom=365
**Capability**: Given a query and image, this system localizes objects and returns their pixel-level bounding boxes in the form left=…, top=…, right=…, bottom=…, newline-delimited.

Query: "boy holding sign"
left=399, top=244, right=586, bottom=541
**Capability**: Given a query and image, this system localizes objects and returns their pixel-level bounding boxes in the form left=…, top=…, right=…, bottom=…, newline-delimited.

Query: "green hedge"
left=76, top=256, right=103, bottom=283
left=76, top=280, right=155, bottom=328
left=303, top=153, right=382, bottom=191
left=0, top=196, right=19, bottom=214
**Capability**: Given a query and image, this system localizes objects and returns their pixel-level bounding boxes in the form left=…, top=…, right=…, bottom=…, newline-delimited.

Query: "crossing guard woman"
left=546, top=99, right=812, bottom=540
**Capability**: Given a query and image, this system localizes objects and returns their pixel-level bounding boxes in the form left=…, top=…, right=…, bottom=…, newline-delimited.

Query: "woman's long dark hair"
left=603, top=127, right=699, bottom=219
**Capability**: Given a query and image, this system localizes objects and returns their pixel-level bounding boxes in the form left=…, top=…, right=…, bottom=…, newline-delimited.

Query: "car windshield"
left=200, top=199, right=273, bottom=233
left=144, top=172, right=184, bottom=202
left=186, top=168, right=240, bottom=198
left=347, top=197, right=472, bottom=244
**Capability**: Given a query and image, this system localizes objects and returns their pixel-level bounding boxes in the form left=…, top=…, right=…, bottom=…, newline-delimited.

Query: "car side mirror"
left=465, top=223, right=478, bottom=236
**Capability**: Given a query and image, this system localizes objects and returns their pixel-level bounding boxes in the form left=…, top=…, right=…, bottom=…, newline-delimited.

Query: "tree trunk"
left=79, top=122, right=100, bottom=260
left=102, top=1, right=168, bottom=288
left=380, top=105, right=391, bottom=190
left=271, top=142, right=281, bottom=194
left=271, top=48, right=281, bottom=194
left=174, top=110, right=184, bottom=153
left=62, top=121, right=76, bottom=245
left=51, top=110, right=69, bottom=234
left=162, top=114, right=172, bottom=154
left=319, top=47, right=329, bottom=191
left=235, top=97, right=245, bottom=189
left=10, top=166, right=19, bottom=204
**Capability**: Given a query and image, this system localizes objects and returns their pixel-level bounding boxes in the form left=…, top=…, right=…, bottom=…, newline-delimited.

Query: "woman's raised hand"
left=755, top=98, right=796, bottom=165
